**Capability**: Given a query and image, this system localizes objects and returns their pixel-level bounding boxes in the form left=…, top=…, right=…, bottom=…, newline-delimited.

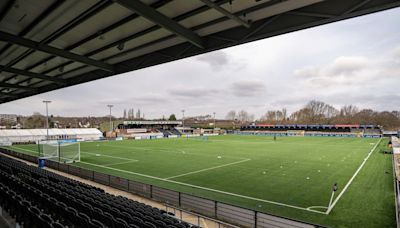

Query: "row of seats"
left=0, top=155, right=200, bottom=228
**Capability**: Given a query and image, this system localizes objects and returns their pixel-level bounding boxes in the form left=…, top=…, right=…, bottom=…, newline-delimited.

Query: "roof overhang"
left=0, top=0, right=399, bottom=103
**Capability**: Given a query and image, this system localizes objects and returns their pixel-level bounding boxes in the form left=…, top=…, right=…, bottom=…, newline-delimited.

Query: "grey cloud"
left=197, top=51, right=229, bottom=71
left=295, top=56, right=368, bottom=78
left=294, top=66, right=320, bottom=78
left=294, top=54, right=399, bottom=88
left=97, top=95, right=168, bottom=106
left=131, top=96, right=168, bottom=104
left=330, top=56, right=368, bottom=75
left=168, top=87, right=220, bottom=98
left=392, top=46, right=400, bottom=64
left=230, top=80, right=266, bottom=97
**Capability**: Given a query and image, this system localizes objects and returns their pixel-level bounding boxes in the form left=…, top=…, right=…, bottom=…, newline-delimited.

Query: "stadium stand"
left=240, top=124, right=382, bottom=138
left=158, top=129, right=172, bottom=137
left=170, top=128, right=182, bottom=136
left=158, top=129, right=181, bottom=137
left=117, top=121, right=182, bottom=139
left=0, top=154, right=199, bottom=228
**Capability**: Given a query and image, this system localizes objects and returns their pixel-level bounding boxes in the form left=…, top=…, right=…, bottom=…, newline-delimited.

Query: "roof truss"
left=115, top=0, right=205, bottom=49
left=0, top=30, right=115, bottom=72
left=0, top=0, right=398, bottom=104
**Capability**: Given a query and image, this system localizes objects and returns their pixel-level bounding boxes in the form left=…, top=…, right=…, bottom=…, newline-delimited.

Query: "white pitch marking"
left=307, top=206, right=328, bottom=210
left=103, top=160, right=137, bottom=167
left=8, top=146, right=140, bottom=163
left=326, top=138, right=382, bottom=214
left=79, top=161, right=326, bottom=214
left=101, top=144, right=249, bottom=160
left=165, top=159, right=251, bottom=180
left=81, top=151, right=138, bottom=162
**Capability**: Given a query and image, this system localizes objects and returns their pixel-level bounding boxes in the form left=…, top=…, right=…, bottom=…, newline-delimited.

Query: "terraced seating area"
left=0, top=154, right=199, bottom=228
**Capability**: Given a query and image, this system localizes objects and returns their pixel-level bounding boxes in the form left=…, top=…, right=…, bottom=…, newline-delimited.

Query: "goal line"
left=325, top=138, right=382, bottom=214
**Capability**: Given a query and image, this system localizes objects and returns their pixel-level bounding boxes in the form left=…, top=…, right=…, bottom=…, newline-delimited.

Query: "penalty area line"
left=81, top=151, right=138, bottom=162
left=79, top=161, right=325, bottom=214
left=5, top=147, right=140, bottom=164
left=164, top=158, right=251, bottom=180
left=103, top=160, right=138, bottom=167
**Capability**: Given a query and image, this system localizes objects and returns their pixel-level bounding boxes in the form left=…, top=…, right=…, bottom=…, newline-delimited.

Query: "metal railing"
left=164, top=204, right=240, bottom=228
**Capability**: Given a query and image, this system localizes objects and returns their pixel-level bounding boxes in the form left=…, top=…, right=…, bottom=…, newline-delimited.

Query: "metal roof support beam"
left=199, top=0, right=250, bottom=28
left=115, top=0, right=204, bottom=49
left=342, top=0, right=372, bottom=15
left=0, top=65, right=67, bottom=85
left=0, top=91, right=18, bottom=98
left=6, top=0, right=229, bottom=87
left=0, top=1, right=108, bottom=67
left=287, top=11, right=336, bottom=19
left=0, top=0, right=15, bottom=22
left=239, top=15, right=281, bottom=42
left=0, top=31, right=115, bottom=72
left=44, top=0, right=112, bottom=44
left=0, top=82, right=35, bottom=90
left=0, top=0, right=65, bottom=57
left=32, top=0, right=232, bottom=76
left=0, top=0, right=172, bottom=86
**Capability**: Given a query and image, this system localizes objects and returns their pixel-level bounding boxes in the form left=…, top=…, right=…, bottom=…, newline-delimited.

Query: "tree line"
left=225, top=100, right=400, bottom=130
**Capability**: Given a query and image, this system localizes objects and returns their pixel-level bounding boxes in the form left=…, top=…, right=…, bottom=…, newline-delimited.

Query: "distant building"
left=0, top=114, right=17, bottom=123
left=136, top=109, right=141, bottom=119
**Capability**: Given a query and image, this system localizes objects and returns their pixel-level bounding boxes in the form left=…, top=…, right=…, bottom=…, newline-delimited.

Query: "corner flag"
left=332, top=182, right=338, bottom=192
left=328, top=182, right=339, bottom=212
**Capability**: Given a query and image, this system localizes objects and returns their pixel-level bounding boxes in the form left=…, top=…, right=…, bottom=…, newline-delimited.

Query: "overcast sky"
left=1, top=8, right=400, bottom=119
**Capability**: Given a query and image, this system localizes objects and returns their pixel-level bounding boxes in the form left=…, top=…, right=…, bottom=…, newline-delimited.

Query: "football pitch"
left=5, top=135, right=395, bottom=227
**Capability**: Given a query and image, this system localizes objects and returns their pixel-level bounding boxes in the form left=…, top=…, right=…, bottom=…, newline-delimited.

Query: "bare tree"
left=225, top=110, right=236, bottom=120
left=260, top=109, right=287, bottom=123
left=237, top=110, right=253, bottom=123
left=24, top=112, right=46, bottom=129
left=303, top=100, right=338, bottom=123
left=340, top=105, right=359, bottom=117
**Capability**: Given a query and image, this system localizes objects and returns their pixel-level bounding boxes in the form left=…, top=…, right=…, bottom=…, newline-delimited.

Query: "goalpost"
left=39, top=140, right=81, bottom=164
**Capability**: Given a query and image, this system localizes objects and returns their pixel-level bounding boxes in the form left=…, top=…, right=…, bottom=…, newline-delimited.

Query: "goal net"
left=40, top=140, right=80, bottom=164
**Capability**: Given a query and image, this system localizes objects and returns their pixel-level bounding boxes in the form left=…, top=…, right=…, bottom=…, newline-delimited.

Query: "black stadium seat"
left=0, top=154, right=198, bottom=228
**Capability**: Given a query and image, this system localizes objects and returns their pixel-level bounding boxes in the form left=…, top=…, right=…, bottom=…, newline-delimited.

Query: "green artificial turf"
left=5, top=135, right=395, bottom=228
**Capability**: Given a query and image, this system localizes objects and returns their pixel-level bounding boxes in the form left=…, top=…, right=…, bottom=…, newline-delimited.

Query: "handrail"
left=164, top=204, right=240, bottom=228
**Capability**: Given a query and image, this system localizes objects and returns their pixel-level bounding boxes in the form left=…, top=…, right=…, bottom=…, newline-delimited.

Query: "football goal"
left=39, top=140, right=80, bottom=164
